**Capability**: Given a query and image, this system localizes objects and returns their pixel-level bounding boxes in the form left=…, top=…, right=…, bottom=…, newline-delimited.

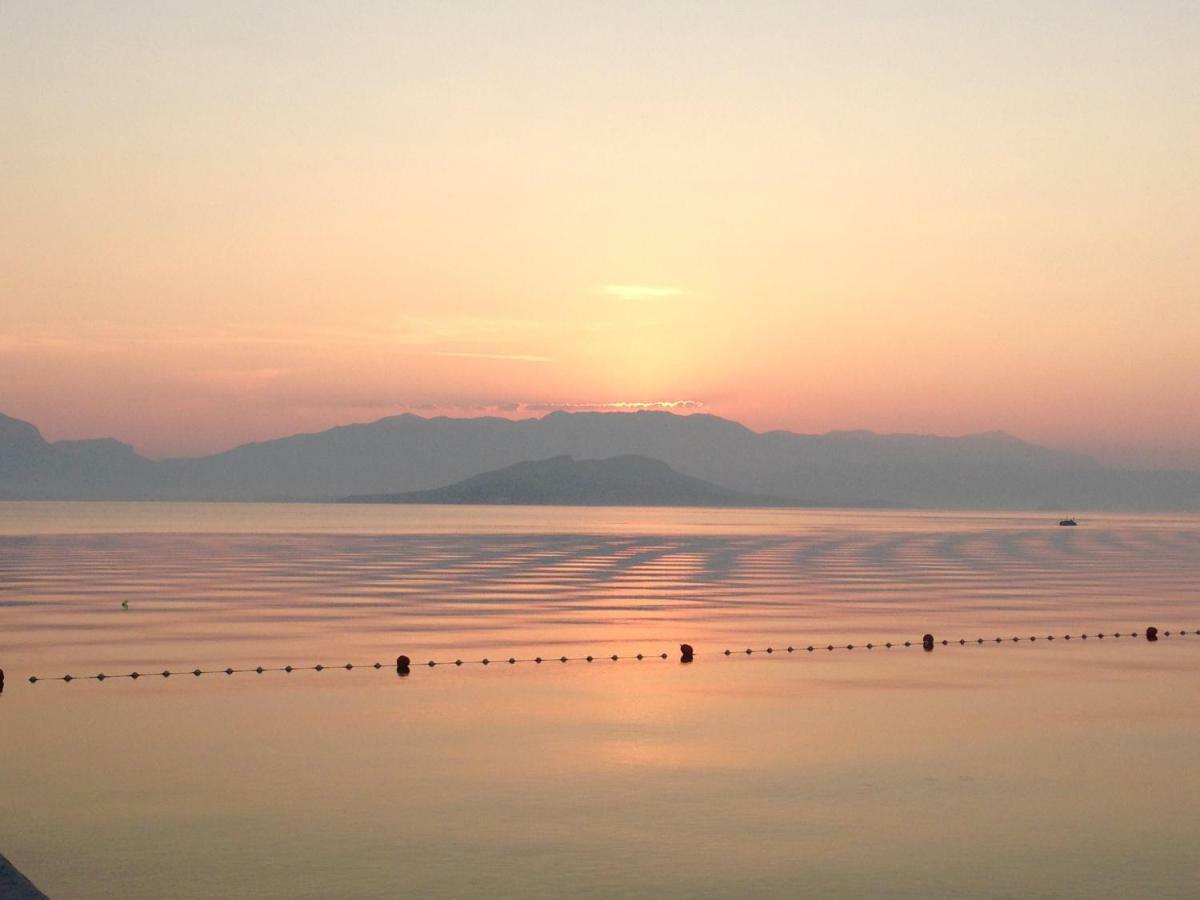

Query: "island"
left=339, top=454, right=793, bottom=507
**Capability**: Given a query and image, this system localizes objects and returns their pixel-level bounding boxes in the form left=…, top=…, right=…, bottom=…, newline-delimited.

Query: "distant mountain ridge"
left=1, top=409, right=1198, bottom=510
left=342, top=454, right=797, bottom=507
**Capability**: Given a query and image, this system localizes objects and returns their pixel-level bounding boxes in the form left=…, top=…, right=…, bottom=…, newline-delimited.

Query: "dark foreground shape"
left=680, top=644, right=694, bottom=663
left=0, top=667, right=5, bottom=693
left=0, top=852, right=49, bottom=900
left=396, top=655, right=411, bottom=675
left=922, top=634, right=934, bottom=652
left=1146, top=627, right=1158, bottom=642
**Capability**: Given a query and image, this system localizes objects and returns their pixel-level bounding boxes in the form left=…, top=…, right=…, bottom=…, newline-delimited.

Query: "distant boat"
left=1059, top=517, right=1078, bottom=526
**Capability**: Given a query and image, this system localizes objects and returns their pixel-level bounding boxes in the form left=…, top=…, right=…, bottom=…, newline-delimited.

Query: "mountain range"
left=1, top=409, right=1198, bottom=510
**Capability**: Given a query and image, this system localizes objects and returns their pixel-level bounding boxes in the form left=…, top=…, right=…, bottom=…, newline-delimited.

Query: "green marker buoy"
left=121, top=600, right=129, bottom=609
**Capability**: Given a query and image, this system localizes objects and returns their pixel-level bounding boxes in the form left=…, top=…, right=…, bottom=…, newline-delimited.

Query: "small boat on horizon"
left=1059, top=517, right=1078, bottom=526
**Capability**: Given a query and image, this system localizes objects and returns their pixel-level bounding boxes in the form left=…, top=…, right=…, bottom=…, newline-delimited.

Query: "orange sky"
left=2, top=3, right=1197, bottom=467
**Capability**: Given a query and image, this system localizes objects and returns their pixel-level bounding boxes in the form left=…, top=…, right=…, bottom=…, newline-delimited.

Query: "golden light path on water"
left=1, top=504, right=1198, bottom=898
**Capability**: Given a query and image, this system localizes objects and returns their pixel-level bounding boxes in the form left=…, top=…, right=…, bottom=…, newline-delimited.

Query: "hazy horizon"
left=3, top=2, right=1198, bottom=469
left=6, top=404, right=1196, bottom=474
left=5, top=404, right=1200, bottom=474
left=7, top=403, right=1200, bottom=510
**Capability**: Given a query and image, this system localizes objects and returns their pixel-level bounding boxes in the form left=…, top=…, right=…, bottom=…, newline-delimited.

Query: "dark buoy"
left=922, top=633, right=935, bottom=652
left=680, top=643, right=694, bottom=663
left=1146, top=626, right=1158, bottom=642
left=396, top=655, right=411, bottom=675
left=0, top=667, right=5, bottom=693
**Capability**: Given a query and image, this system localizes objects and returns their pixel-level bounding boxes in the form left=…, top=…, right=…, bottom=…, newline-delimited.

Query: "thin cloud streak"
left=431, top=351, right=553, bottom=363
left=525, top=400, right=704, bottom=412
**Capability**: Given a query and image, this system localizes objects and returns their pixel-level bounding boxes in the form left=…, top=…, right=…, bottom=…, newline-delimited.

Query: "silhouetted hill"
left=342, top=454, right=796, bottom=507
left=0, top=413, right=47, bottom=457
left=1, top=409, right=1198, bottom=510
left=0, top=413, right=154, bottom=500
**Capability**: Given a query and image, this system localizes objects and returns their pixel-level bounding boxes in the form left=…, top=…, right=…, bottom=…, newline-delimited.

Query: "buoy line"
left=11, top=625, right=1196, bottom=689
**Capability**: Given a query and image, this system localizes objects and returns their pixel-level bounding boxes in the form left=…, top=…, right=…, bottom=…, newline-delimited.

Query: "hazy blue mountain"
left=342, top=454, right=796, bottom=507
left=0, top=413, right=156, bottom=500
left=1, top=409, right=1198, bottom=509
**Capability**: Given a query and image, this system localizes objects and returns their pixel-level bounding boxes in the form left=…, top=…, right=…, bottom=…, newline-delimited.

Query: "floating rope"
left=20, top=626, right=1198, bottom=686
left=717, top=625, right=1194, bottom=655
left=26, top=652, right=674, bottom=683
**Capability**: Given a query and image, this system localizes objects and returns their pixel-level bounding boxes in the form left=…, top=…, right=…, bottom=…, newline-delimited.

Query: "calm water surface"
left=1, top=503, right=1198, bottom=898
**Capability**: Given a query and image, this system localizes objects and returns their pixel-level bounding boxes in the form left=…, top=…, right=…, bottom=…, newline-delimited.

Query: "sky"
left=2, top=1, right=1197, bottom=467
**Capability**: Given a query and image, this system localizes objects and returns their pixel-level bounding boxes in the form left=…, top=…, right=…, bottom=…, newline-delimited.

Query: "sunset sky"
left=3, top=2, right=1197, bottom=467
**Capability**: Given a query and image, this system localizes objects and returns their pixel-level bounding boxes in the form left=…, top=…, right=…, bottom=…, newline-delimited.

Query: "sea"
left=1, top=503, right=1198, bottom=898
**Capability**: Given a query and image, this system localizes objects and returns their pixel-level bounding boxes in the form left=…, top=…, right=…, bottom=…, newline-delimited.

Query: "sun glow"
left=2, top=4, right=1197, bottom=466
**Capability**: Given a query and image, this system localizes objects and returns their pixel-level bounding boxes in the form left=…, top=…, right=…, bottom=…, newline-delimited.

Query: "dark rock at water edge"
left=0, top=852, right=49, bottom=899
